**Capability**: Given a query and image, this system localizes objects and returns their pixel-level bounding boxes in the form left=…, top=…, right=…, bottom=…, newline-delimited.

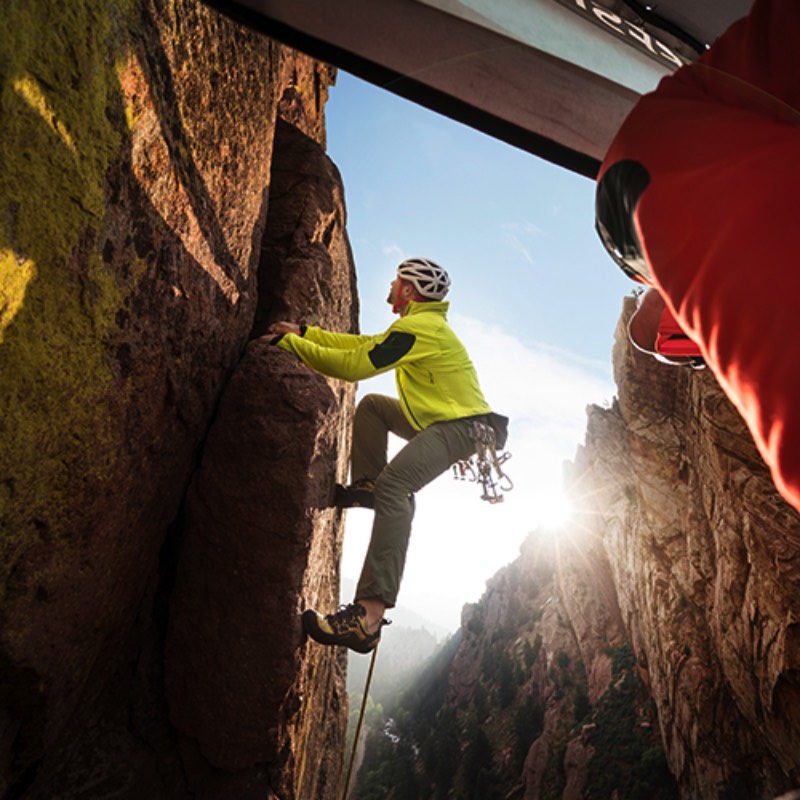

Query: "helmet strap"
left=392, top=279, right=419, bottom=314
left=392, top=297, right=409, bottom=315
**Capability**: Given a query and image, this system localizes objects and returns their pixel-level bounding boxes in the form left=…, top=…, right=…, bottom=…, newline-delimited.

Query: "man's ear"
left=400, top=281, right=417, bottom=300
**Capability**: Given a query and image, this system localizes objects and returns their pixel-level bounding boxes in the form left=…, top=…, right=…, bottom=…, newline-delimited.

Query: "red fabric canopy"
left=599, top=0, right=800, bottom=511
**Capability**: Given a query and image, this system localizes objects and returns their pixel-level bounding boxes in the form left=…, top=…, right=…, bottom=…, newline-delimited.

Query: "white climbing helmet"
left=397, top=257, right=451, bottom=300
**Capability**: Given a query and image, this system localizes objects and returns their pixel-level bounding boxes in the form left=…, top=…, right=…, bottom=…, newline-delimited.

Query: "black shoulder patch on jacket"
left=368, top=331, right=416, bottom=369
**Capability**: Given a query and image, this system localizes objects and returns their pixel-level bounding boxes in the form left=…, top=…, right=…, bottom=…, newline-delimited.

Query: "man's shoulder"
left=390, top=317, right=446, bottom=345
left=398, top=304, right=449, bottom=329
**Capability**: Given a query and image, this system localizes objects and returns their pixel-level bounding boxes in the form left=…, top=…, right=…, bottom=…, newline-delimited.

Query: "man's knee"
left=355, top=392, right=378, bottom=415
left=374, top=468, right=398, bottom=502
left=374, top=466, right=413, bottom=505
left=355, top=392, right=395, bottom=421
left=374, top=476, right=416, bottom=528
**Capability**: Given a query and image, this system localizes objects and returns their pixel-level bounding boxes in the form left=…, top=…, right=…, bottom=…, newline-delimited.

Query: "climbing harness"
left=339, top=645, right=379, bottom=800
left=453, top=419, right=513, bottom=504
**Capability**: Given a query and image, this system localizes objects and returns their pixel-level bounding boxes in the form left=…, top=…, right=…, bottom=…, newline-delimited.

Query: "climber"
left=595, top=0, right=800, bottom=513
left=268, top=258, right=507, bottom=654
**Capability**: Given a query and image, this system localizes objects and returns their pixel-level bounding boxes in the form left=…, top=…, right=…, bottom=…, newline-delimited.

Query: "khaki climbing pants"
left=351, top=394, right=477, bottom=608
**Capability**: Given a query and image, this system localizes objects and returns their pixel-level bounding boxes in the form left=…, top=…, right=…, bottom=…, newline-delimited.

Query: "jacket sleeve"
left=276, top=320, right=424, bottom=382
left=303, top=325, right=376, bottom=350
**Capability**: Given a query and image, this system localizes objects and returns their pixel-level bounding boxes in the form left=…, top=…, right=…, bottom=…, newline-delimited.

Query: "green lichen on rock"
left=0, top=0, right=132, bottom=587
left=0, top=251, right=35, bottom=339
left=1, top=0, right=124, bottom=249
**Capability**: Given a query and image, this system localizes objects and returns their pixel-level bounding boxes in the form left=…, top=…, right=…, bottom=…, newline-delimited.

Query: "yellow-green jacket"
left=276, top=301, right=490, bottom=430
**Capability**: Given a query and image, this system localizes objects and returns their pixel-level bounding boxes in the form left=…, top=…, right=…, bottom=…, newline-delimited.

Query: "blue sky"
left=326, top=71, right=632, bottom=362
left=325, top=71, right=634, bottom=633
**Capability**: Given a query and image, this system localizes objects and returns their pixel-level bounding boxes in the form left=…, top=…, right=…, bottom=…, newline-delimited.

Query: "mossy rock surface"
left=1, top=0, right=127, bottom=567
left=0, top=0, right=284, bottom=793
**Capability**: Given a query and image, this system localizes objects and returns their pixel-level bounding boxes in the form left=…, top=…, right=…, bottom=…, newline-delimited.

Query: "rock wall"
left=0, top=1, right=351, bottom=797
left=448, top=531, right=671, bottom=800
left=165, top=115, right=357, bottom=798
left=572, top=296, right=800, bottom=798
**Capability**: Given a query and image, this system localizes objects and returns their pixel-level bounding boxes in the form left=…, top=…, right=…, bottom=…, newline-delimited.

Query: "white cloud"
left=501, top=220, right=545, bottom=266
left=381, top=242, right=406, bottom=262
left=504, top=235, right=534, bottom=265
left=449, top=313, right=613, bottom=422
left=502, top=220, right=544, bottom=237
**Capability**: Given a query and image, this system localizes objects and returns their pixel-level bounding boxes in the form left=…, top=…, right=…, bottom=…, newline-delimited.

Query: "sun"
left=533, top=488, right=574, bottom=530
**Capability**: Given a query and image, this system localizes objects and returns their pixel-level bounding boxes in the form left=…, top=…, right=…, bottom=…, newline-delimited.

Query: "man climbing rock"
left=269, top=258, right=503, bottom=653
left=595, top=0, right=800, bottom=513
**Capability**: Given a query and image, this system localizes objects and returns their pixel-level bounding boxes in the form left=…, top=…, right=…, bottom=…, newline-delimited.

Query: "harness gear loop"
left=453, top=420, right=514, bottom=504
left=339, top=645, right=379, bottom=800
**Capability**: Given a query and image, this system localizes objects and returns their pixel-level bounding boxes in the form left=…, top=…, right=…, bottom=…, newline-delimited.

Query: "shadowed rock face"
left=253, top=117, right=357, bottom=339
left=576, top=296, right=800, bottom=798
left=165, top=344, right=351, bottom=792
left=1, top=0, right=350, bottom=797
left=166, top=112, right=358, bottom=798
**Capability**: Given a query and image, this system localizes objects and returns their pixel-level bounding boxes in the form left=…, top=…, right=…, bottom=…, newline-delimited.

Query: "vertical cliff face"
left=165, top=112, right=357, bottom=797
left=574, top=297, right=800, bottom=798
left=1, top=1, right=351, bottom=798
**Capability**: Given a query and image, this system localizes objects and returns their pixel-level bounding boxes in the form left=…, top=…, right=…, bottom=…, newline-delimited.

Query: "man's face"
left=387, top=277, right=402, bottom=306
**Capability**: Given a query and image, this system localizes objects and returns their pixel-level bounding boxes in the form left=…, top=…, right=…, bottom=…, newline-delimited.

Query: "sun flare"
left=532, top=489, right=574, bottom=530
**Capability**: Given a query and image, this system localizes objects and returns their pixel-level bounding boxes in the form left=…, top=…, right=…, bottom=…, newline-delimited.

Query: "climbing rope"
left=339, top=645, right=379, bottom=800
left=453, top=419, right=513, bottom=504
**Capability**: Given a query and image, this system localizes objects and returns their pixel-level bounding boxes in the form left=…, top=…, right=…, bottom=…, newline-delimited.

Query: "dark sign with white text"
left=552, top=0, right=694, bottom=70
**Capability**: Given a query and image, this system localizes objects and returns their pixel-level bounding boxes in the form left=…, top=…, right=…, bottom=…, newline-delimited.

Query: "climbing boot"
left=302, top=602, right=390, bottom=654
left=333, top=478, right=375, bottom=509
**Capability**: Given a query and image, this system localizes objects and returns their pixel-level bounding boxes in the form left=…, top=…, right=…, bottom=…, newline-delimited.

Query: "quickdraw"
left=453, top=420, right=513, bottom=504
